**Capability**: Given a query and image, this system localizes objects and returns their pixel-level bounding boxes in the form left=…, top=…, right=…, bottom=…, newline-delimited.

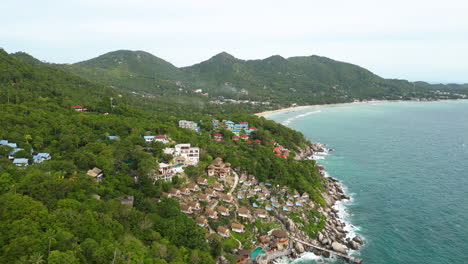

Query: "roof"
left=155, top=135, right=167, bottom=139
left=241, top=134, right=249, bottom=138
left=238, top=207, right=250, bottom=215
left=196, top=216, right=207, bottom=224
left=225, top=121, right=234, bottom=124
left=71, top=105, right=83, bottom=108
left=37, top=153, right=50, bottom=158
left=217, top=226, right=229, bottom=233
left=13, top=158, right=28, bottom=164
left=217, top=206, right=229, bottom=213
left=180, top=204, right=191, bottom=211
left=272, top=229, right=288, bottom=238
left=144, top=136, right=155, bottom=139
left=231, top=223, right=244, bottom=229
left=0, top=140, right=8, bottom=145
left=256, top=209, right=268, bottom=215
left=107, top=136, right=118, bottom=140
left=87, top=167, right=103, bottom=177
left=206, top=209, right=217, bottom=216
left=232, top=135, right=240, bottom=139
left=214, top=133, right=223, bottom=137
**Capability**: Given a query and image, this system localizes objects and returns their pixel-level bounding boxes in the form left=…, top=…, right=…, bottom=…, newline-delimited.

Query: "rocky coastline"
left=286, top=145, right=364, bottom=262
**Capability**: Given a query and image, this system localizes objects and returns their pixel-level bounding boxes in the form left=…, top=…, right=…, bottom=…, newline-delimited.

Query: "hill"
left=63, top=50, right=185, bottom=94
left=45, top=50, right=467, bottom=107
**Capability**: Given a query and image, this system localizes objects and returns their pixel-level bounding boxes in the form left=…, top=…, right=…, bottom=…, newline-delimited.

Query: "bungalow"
left=219, top=193, right=233, bottom=203
left=247, top=191, right=256, bottom=198
left=252, top=202, right=259, bottom=208
left=13, top=158, right=28, bottom=167
left=256, top=209, right=268, bottom=219
left=144, top=136, right=155, bottom=142
left=232, top=129, right=241, bottom=136
left=231, top=223, right=245, bottom=233
left=254, top=185, right=262, bottom=192
left=224, top=120, right=235, bottom=129
left=8, top=148, right=23, bottom=159
left=237, top=192, right=244, bottom=200
left=272, top=202, right=280, bottom=208
left=205, top=188, right=217, bottom=198
left=107, top=136, right=119, bottom=140
left=188, top=201, right=201, bottom=211
left=213, top=182, right=224, bottom=192
left=258, top=193, right=267, bottom=201
left=206, top=209, right=218, bottom=219
left=217, top=206, right=230, bottom=216
left=154, top=135, right=169, bottom=144
left=207, top=157, right=231, bottom=177
left=301, top=192, right=310, bottom=199
left=293, top=190, right=300, bottom=198
left=71, top=105, right=84, bottom=112
left=237, top=207, right=251, bottom=218
left=240, top=134, right=249, bottom=140
left=247, top=141, right=253, bottom=146
left=272, top=229, right=289, bottom=244
left=169, top=188, right=181, bottom=197
left=286, top=200, right=294, bottom=207
left=213, top=133, right=223, bottom=142
left=180, top=187, right=191, bottom=196
left=87, top=167, right=104, bottom=181
left=254, top=139, right=261, bottom=144
left=187, top=183, right=200, bottom=192
left=197, top=177, right=208, bottom=186
left=265, top=205, right=273, bottom=211
left=232, top=135, right=240, bottom=141
left=196, top=216, right=208, bottom=228
left=33, top=153, right=51, bottom=164
left=295, top=200, right=302, bottom=207
left=217, top=226, right=230, bottom=238
left=118, top=196, right=134, bottom=207
left=180, top=204, right=193, bottom=214
left=239, top=173, right=247, bottom=183
left=282, top=206, right=291, bottom=212
left=197, top=193, right=210, bottom=202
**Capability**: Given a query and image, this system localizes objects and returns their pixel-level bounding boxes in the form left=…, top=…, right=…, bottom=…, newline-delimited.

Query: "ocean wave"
left=282, top=110, right=322, bottom=126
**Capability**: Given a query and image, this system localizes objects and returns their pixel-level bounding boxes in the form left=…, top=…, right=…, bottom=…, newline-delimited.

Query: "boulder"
left=336, top=226, right=344, bottom=233
left=331, top=242, right=348, bottom=254
left=322, top=251, right=331, bottom=258
left=318, top=232, right=324, bottom=241
left=286, top=219, right=296, bottom=232
left=312, top=249, right=321, bottom=256
left=347, top=240, right=359, bottom=250
left=353, top=236, right=364, bottom=245
left=295, top=242, right=305, bottom=253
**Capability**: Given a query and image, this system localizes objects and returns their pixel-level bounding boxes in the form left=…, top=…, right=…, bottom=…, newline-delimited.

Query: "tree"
left=47, top=251, right=79, bottom=264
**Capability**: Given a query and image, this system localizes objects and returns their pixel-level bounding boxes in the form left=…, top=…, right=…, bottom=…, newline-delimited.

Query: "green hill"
left=63, top=50, right=185, bottom=94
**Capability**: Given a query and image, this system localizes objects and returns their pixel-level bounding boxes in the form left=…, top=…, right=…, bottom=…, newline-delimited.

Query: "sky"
left=1, top=0, right=468, bottom=83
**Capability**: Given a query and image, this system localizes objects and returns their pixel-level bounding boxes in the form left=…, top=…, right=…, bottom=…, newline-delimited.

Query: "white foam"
left=282, top=110, right=322, bottom=126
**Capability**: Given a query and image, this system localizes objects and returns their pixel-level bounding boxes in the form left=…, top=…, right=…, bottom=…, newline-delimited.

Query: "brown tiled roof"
left=217, top=206, right=229, bottom=213
left=272, top=229, right=288, bottom=238
left=231, top=223, right=244, bottom=230
left=196, top=216, right=207, bottom=225
left=237, top=207, right=250, bottom=215
left=217, top=226, right=229, bottom=234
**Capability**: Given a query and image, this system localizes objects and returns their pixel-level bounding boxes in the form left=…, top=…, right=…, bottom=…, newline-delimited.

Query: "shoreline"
left=255, top=98, right=468, bottom=117
left=254, top=101, right=387, bottom=117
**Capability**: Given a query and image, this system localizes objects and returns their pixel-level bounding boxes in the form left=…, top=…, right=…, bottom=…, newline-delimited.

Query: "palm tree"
left=28, top=252, right=44, bottom=264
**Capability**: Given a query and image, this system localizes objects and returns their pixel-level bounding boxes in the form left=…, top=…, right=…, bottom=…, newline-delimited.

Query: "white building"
left=164, top=144, right=199, bottom=165
left=178, top=120, right=199, bottom=131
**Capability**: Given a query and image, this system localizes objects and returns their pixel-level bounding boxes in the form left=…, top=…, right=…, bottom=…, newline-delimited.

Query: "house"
left=301, top=192, right=310, bottom=199
left=252, top=202, right=259, bottom=208
left=171, top=144, right=200, bottom=165
left=219, top=193, right=233, bottom=203
left=217, top=226, right=230, bottom=238
left=33, top=153, right=51, bottom=164
left=273, top=146, right=290, bottom=158
left=256, top=209, right=268, bottom=219
left=239, top=173, right=247, bottom=183
left=286, top=200, right=294, bottom=207
left=247, top=191, right=256, bottom=198
left=107, top=136, right=119, bottom=140
left=282, top=206, right=291, bottom=212
left=169, top=188, right=181, bottom=198
left=71, top=105, right=84, bottom=112
left=205, top=188, right=218, bottom=198
left=197, top=193, right=210, bottom=202
left=187, top=183, right=200, bottom=192
left=196, top=216, right=208, bottom=228
left=213, top=133, right=223, bottom=142
left=224, top=121, right=235, bottom=129
left=232, top=135, right=240, bottom=141
left=258, top=193, right=267, bottom=201
left=254, top=139, right=261, bottom=144
left=265, top=205, right=273, bottom=211
left=154, top=135, right=169, bottom=144
left=206, top=157, right=231, bottom=178
left=118, top=196, right=134, bottom=206
left=87, top=167, right=104, bottom=181
left=188, top=201, right=201, bottom=211
left=237, top=207, right=251, bottom=218
left=213, top=182, right=224, bottom=192
left=13, top=158, right=28, bottom=167
left=206, top=209, right=218, bottom=219
left=180, top=204, right=193, bottom=214
left=272, top=202, right=280, bottom=208
left=231, top=223, right=245, bottom=233
left=295, top=200, right=302, bottom=207
left=180, top=187, right=191, bottom=196
left=237, top=191, right=245, bottom=200
left=240, top=134, right=249, bottom=140
left=197, top=177, right=208, bottom=186
left=217, top=206, right=230, bottom=216
left=157, top=163, right=174, bottom=182
left=7, top=148, right=23, bottom=159
left=144, top=136, right=155, bottom=142
left=272, top=229, right=289, bottom=244
left=179, top=120, right=199, bottom=131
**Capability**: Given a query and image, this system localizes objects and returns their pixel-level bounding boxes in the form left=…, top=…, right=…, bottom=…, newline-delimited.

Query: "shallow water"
left=267, top=101, right=468, bottom=264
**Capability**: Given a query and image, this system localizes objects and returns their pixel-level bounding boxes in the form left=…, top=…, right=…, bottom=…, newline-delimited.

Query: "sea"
left=265, top=100, right=468, bottom=264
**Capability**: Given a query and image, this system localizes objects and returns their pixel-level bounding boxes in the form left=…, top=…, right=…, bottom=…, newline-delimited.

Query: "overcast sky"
left=1, top=0, right=467, bottom=83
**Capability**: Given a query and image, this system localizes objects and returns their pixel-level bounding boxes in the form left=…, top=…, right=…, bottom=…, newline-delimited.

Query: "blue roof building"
left=252, top=202, right=259, bottom=208
left=13, top=158, right=29, bottom=167
left=107, top=136, right=118, bottom=140
left=0, top=140, right=8, bottom=145
left=265, top=205, right=273, bottom=211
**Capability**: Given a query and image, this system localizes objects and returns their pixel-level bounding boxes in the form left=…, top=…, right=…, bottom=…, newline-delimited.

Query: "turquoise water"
left=251, top=247, right=266, bottom=258
left=267, top=101, right=468, bottom=264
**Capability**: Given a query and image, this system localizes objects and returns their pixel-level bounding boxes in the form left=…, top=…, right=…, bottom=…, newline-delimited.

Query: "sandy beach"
left=254, top=101, right=378, bottom=117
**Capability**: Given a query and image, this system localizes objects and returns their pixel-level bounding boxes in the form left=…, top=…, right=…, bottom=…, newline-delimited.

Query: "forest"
left=0, top=49, right=324, bottom=263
